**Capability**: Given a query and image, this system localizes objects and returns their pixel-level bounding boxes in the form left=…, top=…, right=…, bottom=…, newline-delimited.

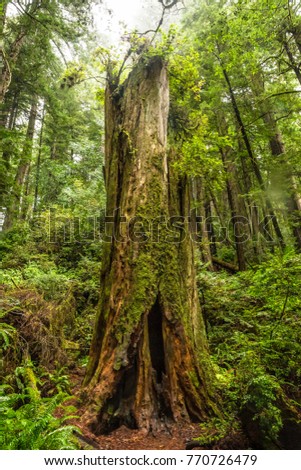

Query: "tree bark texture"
left=84, top=57, right=215, bottom=434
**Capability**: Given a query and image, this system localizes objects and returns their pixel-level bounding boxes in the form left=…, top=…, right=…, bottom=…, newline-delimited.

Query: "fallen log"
left=212, top=257, right=239, bottom=273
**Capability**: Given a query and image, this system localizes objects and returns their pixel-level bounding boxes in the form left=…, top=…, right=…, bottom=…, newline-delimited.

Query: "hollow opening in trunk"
left=93, top=358, right=139, bottom=435
left=148, top=296, right=166, bottom=384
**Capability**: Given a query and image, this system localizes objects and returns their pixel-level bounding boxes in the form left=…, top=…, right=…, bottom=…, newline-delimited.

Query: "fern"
left=0, top=387, right=79, bottom=450
left=0, top=311, right=16, bottom=351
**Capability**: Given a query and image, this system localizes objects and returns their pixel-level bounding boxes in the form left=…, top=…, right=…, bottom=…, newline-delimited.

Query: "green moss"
left=114, top=251, right=158, bottom=346
left=188, top=370, right=201, bottom=389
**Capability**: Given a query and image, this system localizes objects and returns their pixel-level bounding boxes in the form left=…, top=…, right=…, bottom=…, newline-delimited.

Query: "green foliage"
left=40, top=366, right=72, bottom=396
left=198, top=250, right=301, bottom=446
left=0, top=312, right=16, bottom=352
left=2, top=0, right=301, bottom=450
left=197, top=417, right=240, bottom=446
left=0, top=388, right=78, bottom=450
left=238, top=361, right=283, bottom=443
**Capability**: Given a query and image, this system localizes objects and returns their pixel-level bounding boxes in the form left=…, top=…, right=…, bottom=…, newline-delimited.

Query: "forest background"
left=0, top=0, right=301, bottom=450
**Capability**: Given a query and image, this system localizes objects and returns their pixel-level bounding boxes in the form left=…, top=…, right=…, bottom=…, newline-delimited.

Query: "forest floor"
left=69, top=367, right=201, bottom=450
left=78, top=424, right=200, bottom=450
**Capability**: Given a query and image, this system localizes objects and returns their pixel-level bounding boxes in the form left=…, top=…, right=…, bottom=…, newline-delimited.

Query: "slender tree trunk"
left=83, top=57, right=215, bottom=434
left=204, top=197, right=218, bottom=257
left=0, top=30, right=26, bottom=108
left=0, top=0, right=8, bottom=110
left=0, top=91, right=20, bottom=208
left=235, top=129, right=262, bottom=256
left=7, top=90, right=19, bottom=130
left=220, top=147, right=247, bottom=271
left=218, top=55, right=285, bottom=248
left=191, top=177, right=214, bottom=270
left=33, top=103, right=45, bottom=213
left=3, top=96, right=38, bottom=229
left=20, top=164, right=31, bottom=220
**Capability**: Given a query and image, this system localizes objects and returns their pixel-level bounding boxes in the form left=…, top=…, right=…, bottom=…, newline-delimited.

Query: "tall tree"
left=84, top=56, right=215, bottom=433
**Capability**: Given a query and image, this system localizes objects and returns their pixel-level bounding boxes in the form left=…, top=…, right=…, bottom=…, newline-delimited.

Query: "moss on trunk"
left=84, top=56, right=216, bottom=434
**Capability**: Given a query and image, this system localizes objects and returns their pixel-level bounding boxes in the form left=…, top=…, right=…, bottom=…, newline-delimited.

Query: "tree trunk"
left=33, top=103, right=45, bottom=213
left=3, top=96, right=38, bottom=229
left=204, top=196, right=218, bottom=258
left=191, top=177, right=214, bottom=270
left=0, top=91, right=20, bottom=209
left=218, top=56, right=285, bottom=248
left=7, top=90, right=19, bottom=130
left=220, top=147, right=247, bottom=271
left=83, top=57, right=215, bottom=434
left=0, top=30, right=27, bottom=108
left=236, top=130, right=262, bottom=257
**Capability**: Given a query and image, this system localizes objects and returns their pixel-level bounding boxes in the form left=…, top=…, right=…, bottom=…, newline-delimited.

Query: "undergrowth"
left=1, top=222, right=301, bottom=449
left=0, top=223, right=100, bottom=449
left=0, top=387, right=78, bottom=450
left=197, top=249, right=301, bottom=448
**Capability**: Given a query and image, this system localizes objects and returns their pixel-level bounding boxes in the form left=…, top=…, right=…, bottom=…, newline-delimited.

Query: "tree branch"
left=158, top=0, right=178, bottom=9
left=263, top=90, right=301, bottom=100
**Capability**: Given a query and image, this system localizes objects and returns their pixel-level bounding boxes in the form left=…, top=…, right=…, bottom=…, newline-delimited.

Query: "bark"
left=33, top=103, right=45, bottom=213
left=83, top=57, right=215, bottom=434
left=204, top=197, right=218, bottom=257
left=218, top=56, right=285, bottom=248
left=0, top=30, right=27, bottom=107
left=211, top=257, right=239, bottom=273
left=191, top=177, right=214, bottom=270
left=220, top=147, right=247, bottom=271
left=0, top=91, right=20, bottom=209
left=3, top=96, right=38, bottom=229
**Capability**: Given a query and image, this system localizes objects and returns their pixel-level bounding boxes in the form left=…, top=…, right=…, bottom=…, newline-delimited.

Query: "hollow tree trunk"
left=84, top=57, right=215, bottom=434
